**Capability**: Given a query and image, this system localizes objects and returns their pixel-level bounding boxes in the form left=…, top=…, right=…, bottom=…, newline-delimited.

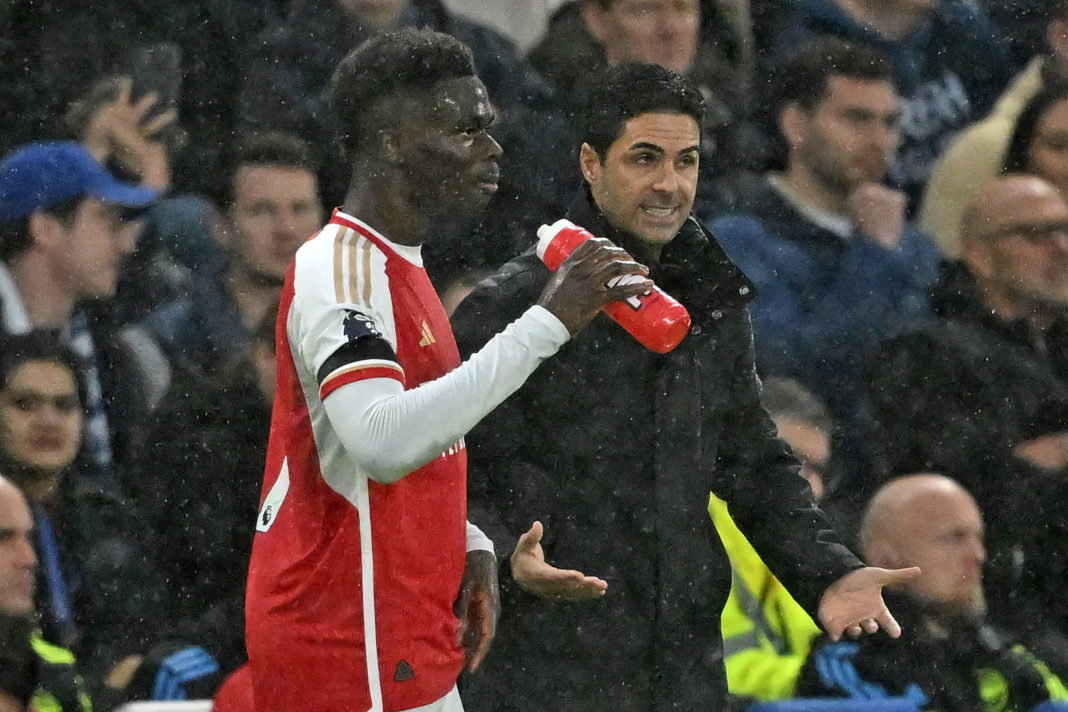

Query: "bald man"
left=860, top=174, right=1068, bottom=640
left=0, top=475, right=91, bottom=711
left=798, top=475, right=1068, bottom=712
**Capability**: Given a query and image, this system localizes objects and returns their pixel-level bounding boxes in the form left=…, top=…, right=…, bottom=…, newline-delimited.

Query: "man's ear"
left=27, top=208, right=66, bottom=251
left=779, top=103, right=807, bottom=151
left=580, top=1, right=610, bottom=46
left=579, top=142, right=601, bottom=185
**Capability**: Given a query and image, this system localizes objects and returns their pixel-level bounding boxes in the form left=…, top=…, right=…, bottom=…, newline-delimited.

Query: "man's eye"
left=12, top=396, right=42, bottom=411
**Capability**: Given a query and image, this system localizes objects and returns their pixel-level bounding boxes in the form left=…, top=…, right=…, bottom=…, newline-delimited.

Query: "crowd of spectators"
left=2, top=0, right=1068, bottom=710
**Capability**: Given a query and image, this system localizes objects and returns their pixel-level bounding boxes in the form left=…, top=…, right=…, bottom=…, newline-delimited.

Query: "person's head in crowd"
left=0, top=142, right=157, bottom=325
left=860, top=474, right=986, bottom=618
left=1042, top=0, right=1068, bottom=74
left=774, top=37, right=900, bottom=202
left=336, top=0, right=411, bottom=30
left=761, top=377, right=833, bottom=501
left=1003, top=83, right=1068, bottom=202
left=0, top=474, right=36, bottom=618
left=581, top=0, right=700, bottom=74
left=959, top=174, right=1068, bottom=330
left=214, top=132, right=322, bottom=288
left=328, top=28, right=503, bottom=237
left=0, top=333, right=84, bottom=503
left=578, top=61, right=704, bottom=261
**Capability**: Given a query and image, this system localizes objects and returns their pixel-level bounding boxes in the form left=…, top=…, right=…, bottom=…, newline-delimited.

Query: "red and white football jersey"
left=246, top=210, right=467, bottom=712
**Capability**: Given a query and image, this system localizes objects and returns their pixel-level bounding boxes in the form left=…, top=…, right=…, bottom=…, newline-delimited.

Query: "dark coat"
left=864, top=261, right=1068, bottom=635
left=128, top=361, right=271, bottom=674
left=798, top=592, right=1057, bottom=712
left=452, top=190, right=861, bottom=711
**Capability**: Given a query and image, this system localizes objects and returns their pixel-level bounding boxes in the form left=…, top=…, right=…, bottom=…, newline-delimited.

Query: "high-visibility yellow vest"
left=710, top=494, right=822, bottom=701
left=28, top=631, right=92, bottom=712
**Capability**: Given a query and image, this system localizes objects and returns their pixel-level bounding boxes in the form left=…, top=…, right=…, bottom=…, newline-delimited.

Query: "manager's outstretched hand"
left=511, top=521, right=608, bottom=601
left=818, top=566, right=921, bottom=641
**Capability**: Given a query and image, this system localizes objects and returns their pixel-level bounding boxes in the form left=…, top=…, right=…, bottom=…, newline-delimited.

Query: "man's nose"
left=653, top=163, right=681, bottom=192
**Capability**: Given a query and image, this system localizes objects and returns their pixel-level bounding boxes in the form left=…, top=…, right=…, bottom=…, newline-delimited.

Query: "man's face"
left=336, top=0, right=408, bottom=28
left=891, top=488, right=986, bottom=617
left=581, top=111, right=700, bottom=257
left=0, top=483, right=36, bottom=617
left=788, top=76, right=901, bottom=196
left=227, top=165, right=322, bottom=284
left=0, top=360, right=83, bottom=480
left=1028, top=97, right=1068, bottom=202
left=971, top=181, right=1068, bottom=313
left=775, top=419, right=830, bottom=502
left=584, top=0, right=700, bottom=74
left=49, top=198, right=138, bottom=298
left=392, top=76, right=502, bottom=227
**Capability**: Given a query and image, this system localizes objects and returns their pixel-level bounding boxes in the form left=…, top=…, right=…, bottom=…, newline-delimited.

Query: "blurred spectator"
left=0, top=332, right=171, bottom=706
left=443, top=0, right=567, bottom=51
left=713, top=378, right=830, bottom=709
left=528, top=0, right=762, bottom=217
left=0, top=473, right=92, bottom=712
left=761, top=0, right=1012, bottom=207
left=864, top=174, right=1068, bottom=649
left=799, top=474, right=1068, bottom=712
left=237, top=0, right=576, bottom=287
left=128, top=305, right=279, bottom=688
left=921, top=1, right=1068, bottom=257
left=0, top=0, right=243, bottom=195
left=142, top=132, right=321, bottom=378
left=0, top=142, right=160, bottom=491
left=708, top=37, right=939, bottom=480
left=61, top=73, right=222, bottom=326
left=1002, top=84, right=1068, bottom=207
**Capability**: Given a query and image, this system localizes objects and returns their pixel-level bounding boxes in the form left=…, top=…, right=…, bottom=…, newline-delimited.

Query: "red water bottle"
left=536, top=219, right=692, bottom=354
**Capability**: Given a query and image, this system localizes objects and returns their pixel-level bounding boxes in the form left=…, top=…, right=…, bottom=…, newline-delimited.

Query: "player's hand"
left=536, top=237, right=651, bottom=335
left=510, top=521, right=608, bottom=600
left=818, top=565, right=921, bottom=641
left=454, top=549, right=499, bottom=672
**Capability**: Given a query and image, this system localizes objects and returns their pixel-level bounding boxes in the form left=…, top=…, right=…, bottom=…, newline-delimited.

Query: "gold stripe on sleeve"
left=333, top=227, right=351, bottom=304
left=360, top=238, right=374, bottom=307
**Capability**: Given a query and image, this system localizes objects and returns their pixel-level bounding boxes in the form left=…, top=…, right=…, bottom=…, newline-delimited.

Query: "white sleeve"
left=466, top=521, right=494, bottom=555
left=322, top=305, right=569, bottom=483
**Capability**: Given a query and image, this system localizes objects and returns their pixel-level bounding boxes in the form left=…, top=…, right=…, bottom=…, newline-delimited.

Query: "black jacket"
left=798, top=592, right=1056, bottom=712
left=452, top=190, right=861, bottom=711
left=128, top=359, right=271, bottom=675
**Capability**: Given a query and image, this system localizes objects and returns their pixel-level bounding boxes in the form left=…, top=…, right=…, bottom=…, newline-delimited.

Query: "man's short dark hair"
left=760, top=377, right=834, bottom=435
left=328, top=28, right=477, bottom=159
left=773, top=37, right=896, bottom=115
left=580, top=62, right=705, bottom=158
left=0, top=197, right=82, bottom=262
left=215, top=132, right=319, bottom=208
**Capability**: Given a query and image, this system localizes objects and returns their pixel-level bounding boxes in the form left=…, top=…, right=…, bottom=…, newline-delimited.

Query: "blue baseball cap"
left=0, top=141, right=158, bottom=224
